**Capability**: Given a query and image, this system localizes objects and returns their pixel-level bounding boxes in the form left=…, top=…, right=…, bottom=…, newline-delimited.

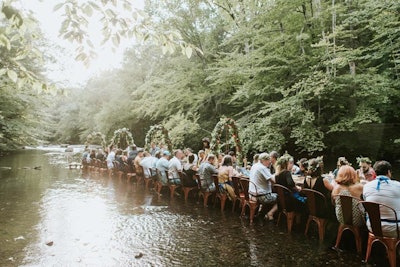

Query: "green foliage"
left=144, top=124, right=173, bottom=152
left=163, top=112, right=201, bottom=149
left=0, top=2, right=54, bottom=151
left=32, top=0, right=400, bottom=162
left=210, top=117, right=243, bottom=165
left=110, top=128, right=134, bottom=149
left=53, top=0, right=197, bottom=65
left=46, top=0, right=400, bottom=161
left=85, top=131, right=107, bottom=149
left=0, top=2, right=55, bottom=93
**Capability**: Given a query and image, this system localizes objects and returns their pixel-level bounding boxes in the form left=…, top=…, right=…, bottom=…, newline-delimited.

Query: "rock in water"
left=14, top=236, right=25, bottom=241
left=134, top=253, right=143, bottom=259
left=0, top=167, right=12, bottom=170
left=46, top=241, right=54, bottom=246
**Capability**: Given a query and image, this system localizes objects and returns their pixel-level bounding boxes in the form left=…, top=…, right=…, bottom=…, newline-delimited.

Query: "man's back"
left=198, top=162, right=217, bottom=188
left=249, top=162, right=272, bottom=195
left=363, top=171, right=400, bottom=238
left=363, top=178, right=400, bottom=216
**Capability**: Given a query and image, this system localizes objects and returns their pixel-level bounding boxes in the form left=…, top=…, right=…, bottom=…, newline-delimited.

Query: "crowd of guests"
left=82, top=140, right=400, bottom=240
left=249, top=151, right=400, bottom=239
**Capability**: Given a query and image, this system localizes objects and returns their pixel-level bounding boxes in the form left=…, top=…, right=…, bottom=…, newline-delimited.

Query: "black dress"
left=275, top=170, right=305, bottom=212
left=183, top=167, right=198, bottom=187
left=275, top=170, right=296, bottom=190
left=303, top=176, right=334, bottom=218
left=303, top=176, right=330, bottom=199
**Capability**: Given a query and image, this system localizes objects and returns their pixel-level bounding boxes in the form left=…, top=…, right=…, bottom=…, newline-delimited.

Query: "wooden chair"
left=360, top=201, right=400, bottom=267
left=302, top=188, right=328, bottom=241
left=240, top=178, right=261, bottom=224
left=112, top=161, right=124, bottom=180
left=156, top=170, right=168, bottom=197
left=179, top=171, right=198, bottom=203
left=88, top=158, right=96, bottom=172
left=167, top=171, right=181, bottom=200
left=195, top=174, right=216, bottom=207
left=135, top=165, right=145, bottom=184
left=213, top=174, right=229, bottom=212
left=81, top=158, right=89, bottom=171
left=126, top=162, right=136, bottom=183
left=143, top=167, right=153, bottom=190
left=92, top=159, right=100, bottom=173
left=273, top=184, right=301, bottom=233
left=333, top=195, right=363, bottom=254
left=156, top=170, right=179, bottom=200
left=98, top=159, right=108, bottom=175
left=231, top=176, right=245, bottom=212
left=150, top=168, right=159, bottom=191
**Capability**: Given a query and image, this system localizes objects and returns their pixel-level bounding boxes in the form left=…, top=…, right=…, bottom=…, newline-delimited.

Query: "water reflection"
left=0, top=149, right=367, bottom=266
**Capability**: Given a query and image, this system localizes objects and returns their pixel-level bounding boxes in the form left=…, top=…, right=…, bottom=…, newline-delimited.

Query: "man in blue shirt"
left=156, top=150, right=171, bottom=185
left=198, top=154, right=218, bottom=192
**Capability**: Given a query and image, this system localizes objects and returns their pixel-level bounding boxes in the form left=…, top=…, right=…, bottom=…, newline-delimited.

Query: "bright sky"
left=18, top=0, right=144, bottom=87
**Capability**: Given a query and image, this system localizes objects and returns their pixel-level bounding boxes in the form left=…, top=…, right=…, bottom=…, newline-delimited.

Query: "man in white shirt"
left=363, top=160, right=400, bottom=237
left=106, top=148, right=116, bottom=178
left=169, top=149, right=184, bottom=184
left=106, top=148, right=116, bottom=169
left=156, top=150, right=171, bottom=185
left=140, top=152, right=157, bottom=178
left=249, top=152, right=278, bottom=221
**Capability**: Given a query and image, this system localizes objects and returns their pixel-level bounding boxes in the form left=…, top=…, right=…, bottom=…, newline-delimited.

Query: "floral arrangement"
left=85, top=131, right=107, bottom=150
left=276, top=152, right=293, bottom=166
left=210, top=117, right=243, bottom=166
left=144, top=124, right=173, bottom=152
left=306, top=156, right=324, bottom=173
left=337, top=157, right=350, bottom=166
left=356, top=156, right=372, bottom=164
left=109, top=128, right=134, bottom=149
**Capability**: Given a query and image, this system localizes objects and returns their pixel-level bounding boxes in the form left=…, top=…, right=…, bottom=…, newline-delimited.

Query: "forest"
left=1, top=0, right=399, bottom=164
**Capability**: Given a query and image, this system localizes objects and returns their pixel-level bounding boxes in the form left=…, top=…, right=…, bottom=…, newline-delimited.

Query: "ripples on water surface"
left=0, top=149, right=368, bottom=266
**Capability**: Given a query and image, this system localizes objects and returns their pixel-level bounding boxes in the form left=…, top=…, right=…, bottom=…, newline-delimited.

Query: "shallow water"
left=0, top=149, right=380, bottom=266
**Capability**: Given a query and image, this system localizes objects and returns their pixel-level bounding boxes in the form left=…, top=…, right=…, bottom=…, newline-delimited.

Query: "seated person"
left=96, top=149, right=106, bottom=161
left=238, top=166, right=250, bottom=177
left=303, top=157, right=334, bottom=218
left=218, top=155, right=240, bottom=200
left=275, top=154, right=305, bottom=211
left=296, top=158, right=308, bottom=177
left=331, top=165, right=364, bottom=226
left=183, top=154, right=199, bottom=187
left=198, top=154, right=218, bottom=192
left=291, top=161, right=301, bottom=175
left=134, top=149, right=144, bottom=175
left=156, top=151, right=171, bottom=185
left=356, top=156, right=376, bottom=182
left=168, top=149, right=184, bottom=185
left=249, top=153, right=278, bottom=221
left=303, top=157, right=333, bottom=199
left=197, top=150, right=206, bottom=167
left=363, top=160, right=400, bottom=238
left=116, top=149, right=127, bottom=171
left=332, top=157, right=350, bottom=178
left=140, top=152, right=157, bottom=178
left=106, top=148, right=116, bottom=169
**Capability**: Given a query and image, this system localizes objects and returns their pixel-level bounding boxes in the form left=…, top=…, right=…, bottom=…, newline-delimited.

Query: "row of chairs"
left=274, top=183, right=400, bottom=267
